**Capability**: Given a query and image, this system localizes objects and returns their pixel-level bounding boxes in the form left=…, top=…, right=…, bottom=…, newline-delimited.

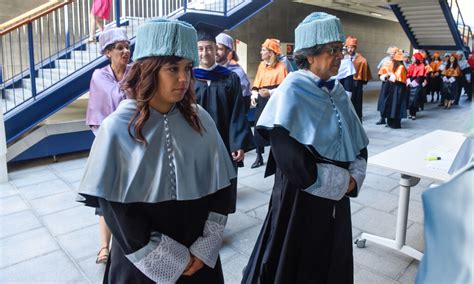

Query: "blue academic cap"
left=132, top=18, right=199, bottom=65
left=295, top=12, right=345, bottom=52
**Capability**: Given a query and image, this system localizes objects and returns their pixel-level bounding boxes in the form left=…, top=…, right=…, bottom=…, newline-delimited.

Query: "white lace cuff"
left=348, top=156, right=367, bottom=196
left=126, top=232, right=190, bottom=283
left=189, top=212, right=226, bottom=268
left=304, top=163, right=350, bottom=201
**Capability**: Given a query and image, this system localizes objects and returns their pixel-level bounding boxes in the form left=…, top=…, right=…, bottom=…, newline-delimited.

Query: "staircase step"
left=404, top=13, right=445, bottom=20
left=418, top=39, right=456, bottom=45
left=3, top=88, right=32, bottom=106
left=411, top=26, right=451, bottom=33
left=37, top=68, right=69, bottom=81
left=400, top=5, right=440, bottom=12
left=407, top=19, right=448, bottom=25
left=55, top=59, right=88, bottom=72
left=71, top=50, right=102, bottom=62
left=22, top=78, right=52, bottom=92
left=415, top=32, right=453, bottom=38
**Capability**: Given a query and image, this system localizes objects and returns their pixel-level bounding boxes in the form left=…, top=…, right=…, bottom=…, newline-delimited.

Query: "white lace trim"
left=349, top=156, right=367, bottom=194
left=304, top=163, right=350, bottom=201
left=133, top=235, right=190, bottom=284
left=189, top=220, right=225, bottom=268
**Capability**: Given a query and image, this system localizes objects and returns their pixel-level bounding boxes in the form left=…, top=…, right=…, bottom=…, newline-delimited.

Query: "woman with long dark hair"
left=77, top=19, right=236, bottom=283
left=441, top=55, right=462, bottom=109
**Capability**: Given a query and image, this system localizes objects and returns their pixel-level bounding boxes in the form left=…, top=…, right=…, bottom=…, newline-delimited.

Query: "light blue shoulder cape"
left=256, top=70, right=369, bottom=162
left=78, top=99, right=236, bottom=203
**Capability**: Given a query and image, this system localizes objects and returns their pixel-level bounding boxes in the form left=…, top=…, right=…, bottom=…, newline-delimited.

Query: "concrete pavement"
left=0, top=81, right=471, bottom=283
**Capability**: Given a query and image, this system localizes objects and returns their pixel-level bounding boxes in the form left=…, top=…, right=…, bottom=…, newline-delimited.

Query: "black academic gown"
left=242, top=127, right=367, bottom=284
left=101, top=186, right=235, bottom=284
left=194, top=66, right=255, bottom=167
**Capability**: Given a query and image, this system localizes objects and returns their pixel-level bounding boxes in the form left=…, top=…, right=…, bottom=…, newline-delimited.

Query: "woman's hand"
left=259, top=88, right=271, bottom=98
left=347, top=176, right=356, bottom=194
left=250, top=90, right=258, bottom=107
left=182, top=256, right=204, bottom=276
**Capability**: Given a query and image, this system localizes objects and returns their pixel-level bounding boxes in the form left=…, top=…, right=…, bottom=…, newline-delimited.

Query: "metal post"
left=395, top=174, right=420, bottom=249
left=224, top=0, right=227, bottom=16
left=115, top=0, right=121, bottom=27
left=65, top=5, right=70, bottom=48
left=183, top=0, right=187, bottom=12
left=26, top=23, right=37, bottom=98
left=0, top=109, right=7, bottom=182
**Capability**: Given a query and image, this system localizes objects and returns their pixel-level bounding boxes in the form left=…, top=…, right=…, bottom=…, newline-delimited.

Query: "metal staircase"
left=390, top=0, right=472, bottom=56
left=0, top=0, right=272, bottom=162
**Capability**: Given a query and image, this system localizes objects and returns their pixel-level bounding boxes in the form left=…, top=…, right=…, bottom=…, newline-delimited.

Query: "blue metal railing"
left=1, top=0, right=250, bottom=115
left=447, top=0, right=472, bottom=53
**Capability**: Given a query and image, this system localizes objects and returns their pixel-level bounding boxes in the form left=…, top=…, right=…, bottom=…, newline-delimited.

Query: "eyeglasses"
left=325, top=46, right=344, bottom=56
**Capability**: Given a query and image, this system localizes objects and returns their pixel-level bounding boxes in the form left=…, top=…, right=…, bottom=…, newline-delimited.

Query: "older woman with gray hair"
left=242, top=12, right=369, bottom=283
left=85, top=26, right=131, bottom=264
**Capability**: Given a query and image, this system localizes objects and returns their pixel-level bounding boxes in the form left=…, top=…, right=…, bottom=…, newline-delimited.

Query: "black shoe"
left=251, top=155, right=264, bottom=169
left=375, top=118, right=386, bottom=125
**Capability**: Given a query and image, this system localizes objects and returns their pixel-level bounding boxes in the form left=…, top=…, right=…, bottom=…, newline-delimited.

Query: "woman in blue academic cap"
left=77, top=19, right=236, bottom=283
left=242, top=12, right=369, bottom=284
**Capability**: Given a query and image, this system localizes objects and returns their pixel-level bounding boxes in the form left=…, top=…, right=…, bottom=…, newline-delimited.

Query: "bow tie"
left=317, top=79, right=335, bottom=91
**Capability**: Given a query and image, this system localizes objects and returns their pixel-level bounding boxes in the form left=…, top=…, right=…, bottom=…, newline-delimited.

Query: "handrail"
left=0, top=0, right=73, bottom=35
left=447, top=0, right=472, bottom=52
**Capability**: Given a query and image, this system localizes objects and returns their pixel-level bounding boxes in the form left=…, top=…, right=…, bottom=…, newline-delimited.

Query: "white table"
left=356, top=130, right=467, bottom=260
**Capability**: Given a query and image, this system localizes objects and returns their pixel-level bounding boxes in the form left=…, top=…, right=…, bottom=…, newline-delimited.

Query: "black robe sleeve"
left=228, top=73, right=255, bottom=154
left=263, top=127, right=367, bottom=198
left=98, top=199, right=152, bottom=254
left=265, top=127, right=318, bottom=189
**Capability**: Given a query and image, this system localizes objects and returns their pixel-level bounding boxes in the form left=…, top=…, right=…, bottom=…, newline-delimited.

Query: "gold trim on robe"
left=353, top=53, right=372, bottom=82
left=253, top=61, right=288, bottom=89
left=443, top=67, right=462, bottom=77
left=394, top=65, right=407, bottom=84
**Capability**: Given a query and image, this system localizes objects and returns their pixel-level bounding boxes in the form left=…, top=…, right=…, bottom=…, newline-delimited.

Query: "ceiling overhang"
left=293, top=0, right=398, bottom=22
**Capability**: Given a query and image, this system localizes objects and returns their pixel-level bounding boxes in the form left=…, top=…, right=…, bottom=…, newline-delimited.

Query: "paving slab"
left=406, top=222, right=425, bottom=253
left=0, top=250, right=86, bottom=283
left=0, top=210, right=42, bottom=239
left=354, top=264, right=397, bottom=284
left=236, top=186, right=271, bottom=213
left=353, top=242, right=414, bottom=280
left=363, top=173, right=400, bottom=192
left=226, top=225, right=261, bottom=257
left=352, top=207, right=409, bottom=240
left=41, top=206, right=97, bottom=236
left=8, top=169, right=59, bottom=188
left=238, top=172, right=274, bottom=192
left=0, top=183, right=18, bottom=198
left=57, top=224, right=100, bottom=261
left=222, top=253, right=248, bottom=284
left=0, top=228, right=59, bottom=268
left=246, top=203, right=269, bottom=221
left=224, top=211, right=262, bottom=238
left=17, top=179, right=73, bottom=200
left=77, top=254, right=107, bottom=283
left=355, top=188, right=399, bottom=212
left=0, top=195, right=29, bottom=216
left=396, top=261, right=419, bottom=283
left=29, top=190, right=80, bottom=216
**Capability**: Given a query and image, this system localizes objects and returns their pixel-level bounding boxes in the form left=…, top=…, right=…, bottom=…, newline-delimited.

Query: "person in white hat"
left=215, top=33, right=253, bottom=113
left=242, top=12, right=368, bottom=283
